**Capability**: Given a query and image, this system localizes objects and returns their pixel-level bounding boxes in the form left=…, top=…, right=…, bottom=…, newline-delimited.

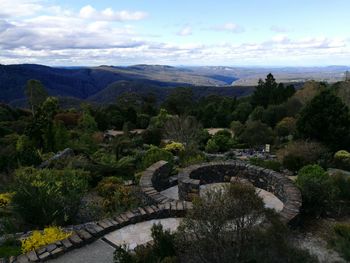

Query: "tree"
left=251, top=74, right=295, bottom=108
left=164, top=115, right=203, bottom=148
left=238, top=121, right=274, bottom=147
left=297, top=89, right=350, bottom=150
left=176, top=183, right=316, bottom=263
left=163, top=88, right=194, bottom=115
left=25, top=79, right=48, bottom=116
left=232, top=102, right=253, bottom=123
left=296, top=165, right=337, bottom=216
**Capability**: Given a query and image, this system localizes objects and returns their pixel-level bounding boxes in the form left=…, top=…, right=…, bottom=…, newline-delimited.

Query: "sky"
left=1, top=0, right=350, bottom=66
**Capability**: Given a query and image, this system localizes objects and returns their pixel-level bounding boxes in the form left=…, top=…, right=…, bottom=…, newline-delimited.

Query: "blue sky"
left=1, top=0, right=350, bottom=66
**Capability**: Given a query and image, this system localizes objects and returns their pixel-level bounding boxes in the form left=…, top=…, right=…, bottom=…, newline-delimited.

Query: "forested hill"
left=0, top=64, right=240, bottom=105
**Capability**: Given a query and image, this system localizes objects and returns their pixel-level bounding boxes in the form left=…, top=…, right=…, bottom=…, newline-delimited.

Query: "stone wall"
left=178, top=161, right=301, bottom=224
left=140, top=161, right=177, bottom=204
left=8, top=201, right=191, bottom=263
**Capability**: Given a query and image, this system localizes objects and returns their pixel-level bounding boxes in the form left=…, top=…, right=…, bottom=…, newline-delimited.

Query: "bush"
left=0, top=238, right=21, bottom=258
left=334, top=150, right=350, bottom=170
left=179, top=149, right=206, bottom=167
left=142, top=128, right=162, bottom=146
left=329, top=223, right=350, bottom=261
left=0, top=192, right=13, bottom=209
left=12, top=168, right=89, bottom=226
left=331, top=172, right=350, bottom=201
left=97, top=177, right=139, bottom=213
left=21, top=227, right=71, bottom=253
left=205, top=130, right=233, bottom=153
left=249, top=158, right=282, bottom=172
left=164, top=142, right=185, bottom=155
left=114, top=223, right=177, bottom=263
left=296, top=165, right=337, bottom=216
left=238, top=121, right=275, bottom=148
left=277, top=140, right=328, bottom=172
left=141, top=146, right=174, bottom=169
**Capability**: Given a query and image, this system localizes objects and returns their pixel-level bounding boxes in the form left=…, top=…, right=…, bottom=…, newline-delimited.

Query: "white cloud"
left=0, top=0, right=43, bottom=18
left=210, top=22, right=245, bottom=33
left=79, top=5, right=147, bottom=21
left=270, top=25, right=290, bottom=33
left=177, top=26, right=192, bottom=36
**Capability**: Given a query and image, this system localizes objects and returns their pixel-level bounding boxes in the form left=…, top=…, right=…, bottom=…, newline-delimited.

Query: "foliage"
left=21, top=226, right=71, bottom=253
left=141, top=146, right=174, bottom=169
left=230, top=121, right=244, bottom=138
left=277, top=140, right=328, bottom=172
left=275, top=117, right=296, bottom=137
left=329, top=223, right=350, bottom=261
left=164, top=142, right=185, bottom=155
left=249, top=158, right=282, bottom=172
left=149, top=109, right=171, bottom=129
left=25, top=79, right=48, bottom=116
left=78, top=110, right=98, bottom=132
left=0, top=238, right=21, bottom=258
left=331, top=172, right=350, bottom=201
left=114, top=224, right=177, bottom=263
left=205, top=138, right=220, bottom=153
left=164, top=115, right=203, bottom=148
left=12, top=167, right=89, bottom=226
left=334, top=150, right=350, bottom=170
left=178, top=148, right=206, bottom=167
left=296, top=165, right=337, bottom=216
left=238, top=121, right=274, bottom=148
left=176, top=183, right=315, bottom=263
left=297, top=89, right=350, bottom=150
left=97, top=177, right=139, bottom=212
left=142, top=128, right=162, bottom=146
left=0, top=192, right=14, bottom=208
left=251, top=73, right=295, bottom=108
left=162, top=88, right=194, bottom=115
left=232, top=102, right=252, bottom=123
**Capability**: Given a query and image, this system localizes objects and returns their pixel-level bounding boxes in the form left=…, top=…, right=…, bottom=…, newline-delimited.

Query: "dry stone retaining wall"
left=8, top=201, right=191, bottom=263
left=139, top=161, right=177, bottom=204
left=178, top=161, right=301, bottom=224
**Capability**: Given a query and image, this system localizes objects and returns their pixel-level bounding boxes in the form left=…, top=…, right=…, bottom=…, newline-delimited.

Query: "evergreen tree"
left=297, top=89, right=350, bottom=150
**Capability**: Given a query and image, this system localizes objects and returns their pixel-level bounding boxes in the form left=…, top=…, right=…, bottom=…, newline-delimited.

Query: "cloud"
left=210, top=22, right=245, bottom=33
left=177, top=26, right=192, bottom=36
left=270, top=25, right=290, bottom=33
left=0, top=0, right=43, bottom=18
left=79, top=5, right=147, bottom=21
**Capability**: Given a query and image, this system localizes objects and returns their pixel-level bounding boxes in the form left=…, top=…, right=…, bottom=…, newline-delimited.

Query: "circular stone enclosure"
left=178, top=161, right=301, bottom=224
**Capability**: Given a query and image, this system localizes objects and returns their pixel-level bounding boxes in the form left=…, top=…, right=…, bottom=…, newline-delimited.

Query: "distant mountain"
left=0, top=63, right=348, bottom=106
left=0, top=64, right=238, bottom=105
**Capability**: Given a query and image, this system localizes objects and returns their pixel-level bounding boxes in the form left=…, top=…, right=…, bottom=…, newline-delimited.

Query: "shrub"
left=164, top=142, right=185, bottom=155
left=331, top=172, right=350, bottom=201
left=114, top=223, right=177, bottom=263
left=0, top=238, right=21, bottom=258
left=141, top=146, right=174, bottom=169
left=275, top=117, right=296, bottom=137
left=21, top=227, right=71, bottom=253
left=296, top=165, right=337, bottom=216
left=0, top=192, right=13, bottom=208
left=142, top=128, right=162, bottom=146
left=205, top=130, right=233, bottom=153
left=96, top=177, right=138, bottom=213
left=249, top=158, right=282, bottom=172
left=179, top=149, right=206, bottom=167
left=329, top=223, right=350, bottom=261
left=238, top=121, right=275, bottom=148
left=205, top=138, right=220, bottom=153
left=334, top=150, right=350, bottom=170
left=277, top=140, right=328, bottom=172
left=12, top=168, right=89, bottom=226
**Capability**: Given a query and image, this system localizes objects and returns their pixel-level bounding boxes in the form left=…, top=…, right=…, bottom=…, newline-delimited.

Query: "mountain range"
left=0, top=64, right=348, bottom=106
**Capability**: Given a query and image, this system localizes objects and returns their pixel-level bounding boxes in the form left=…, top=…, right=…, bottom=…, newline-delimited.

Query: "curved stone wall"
left=9, top=201, right=191, bottom=263
left=178, top=161, right=301, bottom=224
left=140, top=161, right=177, bottom=204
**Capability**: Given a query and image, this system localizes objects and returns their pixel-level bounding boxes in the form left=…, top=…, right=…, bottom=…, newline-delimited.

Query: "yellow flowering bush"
left=164, top=142, right=185, bottom=154
left=0, top=192, right=14, bottom=208
left=21, top=227, right=71, bottom=253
